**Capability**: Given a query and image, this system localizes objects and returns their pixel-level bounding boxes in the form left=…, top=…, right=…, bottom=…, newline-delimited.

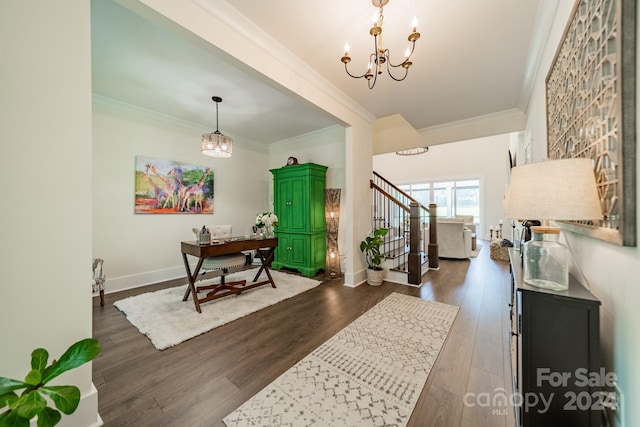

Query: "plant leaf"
left=0, top=392, right=19, bottom=409
left=14, top=390, right=46, bottom=420
left=39, top=386, right=80, bottom=415
left=0, top=409, right=30, bottom=427
left=41, top=339, right=100, bottom=385
left=0, top=378, right=27, bottom=396
left=36, top=407, right=61, bottom=427
left=31, top=349, right=48, bottom=372
left=24, top=370, right=42, bottom=386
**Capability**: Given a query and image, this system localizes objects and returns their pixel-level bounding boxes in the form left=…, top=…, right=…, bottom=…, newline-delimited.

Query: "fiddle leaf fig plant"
left=360, top=228, right=389, bottom=270
left=0, top=338, right=101, bottom=427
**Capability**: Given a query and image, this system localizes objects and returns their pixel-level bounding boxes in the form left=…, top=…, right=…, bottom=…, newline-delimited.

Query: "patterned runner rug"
left=223, top=293, right=458, bottom=426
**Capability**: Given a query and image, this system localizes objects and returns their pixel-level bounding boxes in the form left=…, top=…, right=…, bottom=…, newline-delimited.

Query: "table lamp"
left=504, top=158, right=602, bottom=291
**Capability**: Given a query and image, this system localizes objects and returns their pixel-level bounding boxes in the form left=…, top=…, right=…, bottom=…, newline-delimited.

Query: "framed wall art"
left=545, top=0, right=636, bottom=246
left=134, top=156, right=214, bottom=214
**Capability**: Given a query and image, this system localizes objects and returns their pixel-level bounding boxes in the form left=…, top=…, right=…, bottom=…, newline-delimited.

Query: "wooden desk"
left=181, top=237, right=278, bottom=313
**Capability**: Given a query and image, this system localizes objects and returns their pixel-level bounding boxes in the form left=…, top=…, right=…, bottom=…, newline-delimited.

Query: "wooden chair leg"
left=100, top=289, right=105, bottom=307
left=195, top=269, right=246, bottom=295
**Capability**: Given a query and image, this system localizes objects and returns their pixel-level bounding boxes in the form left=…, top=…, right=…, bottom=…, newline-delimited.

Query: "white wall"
left=526, top=2, right=640, bottom=425
left=373, top=133, right=511, bottom=240
left=0, top=2, right=99, bottom=426
left=92, top=98, right=272, bottom=292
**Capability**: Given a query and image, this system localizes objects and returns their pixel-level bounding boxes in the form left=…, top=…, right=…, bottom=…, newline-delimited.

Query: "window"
left=433, top=181, right=454, bottom=217
left=409, top=183, right=429, bottom=207
left=400, top=179, right=481, bottom=225
left=455, top=179, right=480, bottom=221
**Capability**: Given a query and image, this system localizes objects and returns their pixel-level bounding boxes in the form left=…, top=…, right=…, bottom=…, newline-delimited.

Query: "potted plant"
left=360, top=228, right=389, bottom=286
left=0, top=338, right=101, bottom=427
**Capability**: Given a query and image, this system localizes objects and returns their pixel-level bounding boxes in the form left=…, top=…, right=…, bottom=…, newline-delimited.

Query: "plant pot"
left=366, top=268, right=384, bottom=286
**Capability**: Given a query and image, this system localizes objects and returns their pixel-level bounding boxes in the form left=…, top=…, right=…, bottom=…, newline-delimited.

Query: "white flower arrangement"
left=255, top=212, right=278, bottom=228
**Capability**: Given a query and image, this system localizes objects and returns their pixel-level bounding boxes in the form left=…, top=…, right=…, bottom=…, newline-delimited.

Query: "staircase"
left=370, top=172, right=438, bottom=285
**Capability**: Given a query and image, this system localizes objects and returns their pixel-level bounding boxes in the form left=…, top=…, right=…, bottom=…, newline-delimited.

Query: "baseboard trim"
left=343, top=269, right=367, bottom=288
left=105, top=266, right=186, bottom=294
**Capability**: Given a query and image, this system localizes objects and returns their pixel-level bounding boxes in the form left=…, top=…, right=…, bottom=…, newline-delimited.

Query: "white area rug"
left=113, top=269, right=322, bottom=350
left=470, top=242, right=483, bottom=258
left=223, top=293, right=459, bottom=427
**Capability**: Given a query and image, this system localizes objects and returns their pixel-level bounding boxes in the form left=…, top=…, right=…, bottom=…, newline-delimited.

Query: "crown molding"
left=190, top=0, right=375, bottom=125
left=518, top=0, right=560, bottom=112
left=417, top=108, right=526, bottom=147
left=92, top=94, right=267, bottom=152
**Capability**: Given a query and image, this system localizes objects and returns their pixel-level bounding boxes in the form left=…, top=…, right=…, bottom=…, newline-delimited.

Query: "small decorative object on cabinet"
left=270, top=163, right=327, bottom=276
left=508, top=248, right=601, bottom=426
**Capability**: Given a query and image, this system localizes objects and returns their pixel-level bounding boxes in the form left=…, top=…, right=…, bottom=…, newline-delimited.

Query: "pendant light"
left=201, top=96, right=233, bottom=158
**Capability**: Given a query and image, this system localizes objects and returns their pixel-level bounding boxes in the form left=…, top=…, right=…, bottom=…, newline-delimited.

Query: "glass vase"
left=264, top=225, right=274, bottom=238
left=523, top=226, right=568, bottom=291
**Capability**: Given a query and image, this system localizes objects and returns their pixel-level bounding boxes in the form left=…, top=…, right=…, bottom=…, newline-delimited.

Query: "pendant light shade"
left=202, top=96, right=233, bottom=158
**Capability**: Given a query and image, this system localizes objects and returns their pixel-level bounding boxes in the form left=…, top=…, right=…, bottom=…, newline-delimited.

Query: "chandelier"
left=396, top=147, right=429, bottom=156
left=341, top=0, right=420, bottom=89
left=201, top=96, right=233, bottom=158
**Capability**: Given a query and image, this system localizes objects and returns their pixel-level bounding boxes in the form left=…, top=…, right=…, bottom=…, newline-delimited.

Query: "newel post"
left=408, top=202, right=421, bottom=285
left=429, top=203, right=439, bottom=269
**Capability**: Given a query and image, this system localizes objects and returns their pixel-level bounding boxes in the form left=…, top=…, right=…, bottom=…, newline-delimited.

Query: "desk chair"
left=92, top=258, right=106, bottom=307
left=191, top=225, right=247, bottom=294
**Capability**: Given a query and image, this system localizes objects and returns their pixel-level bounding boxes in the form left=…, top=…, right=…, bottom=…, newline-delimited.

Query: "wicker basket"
left=490, top=239, right=509, bottom=262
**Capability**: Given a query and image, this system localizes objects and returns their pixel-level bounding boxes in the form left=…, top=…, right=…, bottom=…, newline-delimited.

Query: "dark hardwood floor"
left=93, top=242, right=514, bottom=426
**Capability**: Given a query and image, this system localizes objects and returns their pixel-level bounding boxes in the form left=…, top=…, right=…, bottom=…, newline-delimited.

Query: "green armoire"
left=270, top=163, right=327, bottom=277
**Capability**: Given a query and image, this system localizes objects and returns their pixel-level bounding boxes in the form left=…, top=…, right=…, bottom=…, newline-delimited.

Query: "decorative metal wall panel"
left=545, top=0, right=636, bottom=246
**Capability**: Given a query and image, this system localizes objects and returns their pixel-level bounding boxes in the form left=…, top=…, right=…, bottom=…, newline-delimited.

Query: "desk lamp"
left=504, top=158, right=602, bottom=291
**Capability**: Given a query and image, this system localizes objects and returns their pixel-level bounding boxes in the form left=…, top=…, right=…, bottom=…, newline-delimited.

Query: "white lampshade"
left=505, top=158, right=602, bottom=292
left=504, top=158, right=602, bottom=221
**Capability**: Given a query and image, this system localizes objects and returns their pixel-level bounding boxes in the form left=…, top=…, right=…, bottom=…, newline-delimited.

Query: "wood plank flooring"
left=92, top=242, right=514, bottom=426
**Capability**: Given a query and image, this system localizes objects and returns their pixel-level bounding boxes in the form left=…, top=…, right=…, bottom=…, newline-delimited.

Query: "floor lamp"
left=504, top=158, right=602, bottom=291
left=325, top=188, right=341, bottom=279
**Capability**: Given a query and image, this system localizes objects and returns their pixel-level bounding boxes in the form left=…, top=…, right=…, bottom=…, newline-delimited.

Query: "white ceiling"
left=91, top=0, right=556, bottom=146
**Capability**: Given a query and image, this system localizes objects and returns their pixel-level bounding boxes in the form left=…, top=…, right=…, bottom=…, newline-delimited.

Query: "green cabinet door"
left=273, top=233, right=308, bottom=268
left=276, top=174, right=307, bottom=232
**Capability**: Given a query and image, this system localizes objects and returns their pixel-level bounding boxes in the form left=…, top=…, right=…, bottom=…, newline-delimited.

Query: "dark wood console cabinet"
left=508, top=248, right=601, bottom=426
